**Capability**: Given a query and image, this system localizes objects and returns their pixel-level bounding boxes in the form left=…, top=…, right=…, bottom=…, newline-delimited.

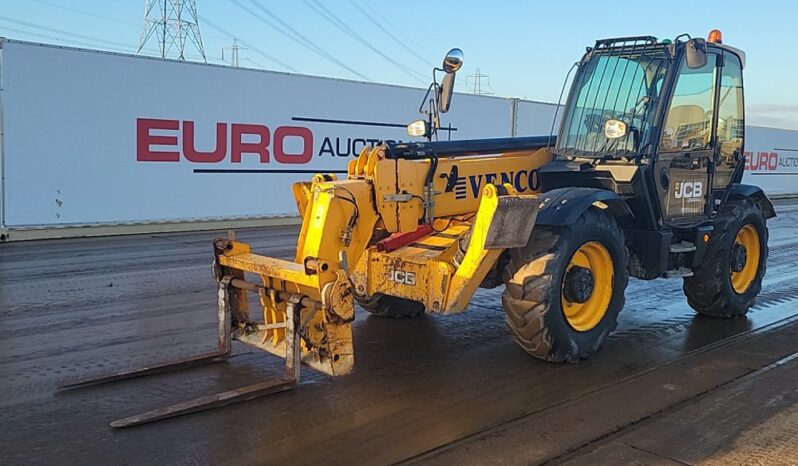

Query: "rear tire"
left=356, top=294, right=425, bottom=318
left=502, top=208, right=629, bottom=362
left=684, top=198, right=768, bottom=317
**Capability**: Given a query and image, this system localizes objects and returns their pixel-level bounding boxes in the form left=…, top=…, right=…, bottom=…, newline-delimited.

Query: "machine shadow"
left=682, top=314, right=753, bottom=352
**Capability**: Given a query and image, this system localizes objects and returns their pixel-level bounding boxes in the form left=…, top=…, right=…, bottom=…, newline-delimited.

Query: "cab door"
left=711, top=51, right=745, bottom=198
left=655, top=50, right=719, bottom=226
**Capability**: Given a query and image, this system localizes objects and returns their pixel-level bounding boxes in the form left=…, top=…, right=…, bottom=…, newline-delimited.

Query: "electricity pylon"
left=137, top=0, right=206, bottom=62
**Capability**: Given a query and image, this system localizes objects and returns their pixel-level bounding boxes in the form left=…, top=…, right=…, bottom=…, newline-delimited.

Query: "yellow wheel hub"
left=730, top=224, right=760, bottom=294
left=561, top=241, right=614, bottom=332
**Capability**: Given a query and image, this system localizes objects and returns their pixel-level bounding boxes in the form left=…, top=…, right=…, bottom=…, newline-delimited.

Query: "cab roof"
left=591, top=34, right=746, bottom=69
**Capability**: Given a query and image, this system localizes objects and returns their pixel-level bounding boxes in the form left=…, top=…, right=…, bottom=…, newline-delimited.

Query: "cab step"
left=670, top=241, right=697, bottom=253
left=665, top=267, right=694, bottom=278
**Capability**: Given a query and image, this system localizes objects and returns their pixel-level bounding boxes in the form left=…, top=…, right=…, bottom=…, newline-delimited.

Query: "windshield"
left=557, top=45, right=669, bottom=158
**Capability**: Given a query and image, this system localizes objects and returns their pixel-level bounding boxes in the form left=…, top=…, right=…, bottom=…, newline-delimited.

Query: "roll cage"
left=555, top=35, right=745, bottom=167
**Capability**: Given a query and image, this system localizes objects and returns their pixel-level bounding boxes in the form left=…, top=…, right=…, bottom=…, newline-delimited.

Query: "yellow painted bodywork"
left=215, top=145, right=553, bottom=376
left=371, top=150, right=551, bottom=233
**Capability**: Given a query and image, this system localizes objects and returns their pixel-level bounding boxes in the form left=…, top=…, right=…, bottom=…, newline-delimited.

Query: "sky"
left=0, top=0, right=795, bottom=129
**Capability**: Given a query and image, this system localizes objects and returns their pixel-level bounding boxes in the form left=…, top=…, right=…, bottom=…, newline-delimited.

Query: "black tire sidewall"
left=719, top=207, right=768, bottom=307
left=545, top=215, right=627, bottom=353
left=684, top=198, right=769, bottom=317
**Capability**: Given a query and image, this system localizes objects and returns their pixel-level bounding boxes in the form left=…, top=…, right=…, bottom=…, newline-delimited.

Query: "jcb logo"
left=389, top=270, right=416, bottom=286
left=674, top=181, right=703, bottom=199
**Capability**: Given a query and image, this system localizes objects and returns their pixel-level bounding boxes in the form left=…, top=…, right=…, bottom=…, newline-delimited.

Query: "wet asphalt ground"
left=1, top=199, right=798, bottom=465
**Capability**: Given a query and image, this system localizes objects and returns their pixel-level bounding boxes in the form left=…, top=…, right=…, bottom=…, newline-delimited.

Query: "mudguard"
left=728, top=184, right=777, bottom=218
left=536, top=187, right=634, bottom=226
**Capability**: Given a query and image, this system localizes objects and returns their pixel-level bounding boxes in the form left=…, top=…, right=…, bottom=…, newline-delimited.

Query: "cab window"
left=660, top=54, right=717, bottom=152
left=716, top=52, right=744, bottom=160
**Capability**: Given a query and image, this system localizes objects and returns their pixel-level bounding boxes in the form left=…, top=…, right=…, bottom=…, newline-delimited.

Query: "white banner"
left=743, top=126, right=798, bottom=196
left=0, top=41, right=511, bottom=227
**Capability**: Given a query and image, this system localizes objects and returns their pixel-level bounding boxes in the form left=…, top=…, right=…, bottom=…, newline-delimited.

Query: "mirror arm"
left=418, top=82, right=435, bottom=114
left=409, top=49, right=462, bottom=142
left=430, top=95, right=439, bottom=142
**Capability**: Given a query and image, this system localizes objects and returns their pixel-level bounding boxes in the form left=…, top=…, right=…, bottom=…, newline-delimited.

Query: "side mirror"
left=438, top=72, right=456, bottom=113
left=412, top=48, right=464, bottom=140
left=685, top=38, right=707, bottom=69
left=438, top=48, right=463, bottom=114
left=442, top=48, right=463, bottom=73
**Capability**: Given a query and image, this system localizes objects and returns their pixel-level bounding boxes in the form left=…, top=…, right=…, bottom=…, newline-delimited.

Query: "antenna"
left=138, top=0, right=206, bottom=62
left=222, top=38, right=247, bottom=68
left=466, top=68, right=493, bottom=96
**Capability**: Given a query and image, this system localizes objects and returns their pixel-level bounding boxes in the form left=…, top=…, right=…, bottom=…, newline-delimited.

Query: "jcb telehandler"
left=64, top=30, right=775, bottom=427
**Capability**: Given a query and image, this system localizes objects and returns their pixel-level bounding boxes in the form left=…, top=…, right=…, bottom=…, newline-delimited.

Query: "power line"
left=346, top=0, right=435, bottom=69
left=345, top=1, right=470, bottom=92
left=137, top=0, right=206, bottom=62
left=31, top=0, right=139, bottom=27
left=200, top=15, right=300, bottom=73
left=0, top=23, right=136, bottom=52
left=356, top=0, right=440, bottom=59
left=0, top=11, right=272, bottom=72
left=349, top=0, right=468, bottom=89
left=302, top=0, right=427, bottom=84
left=231, top=0, right=371, bottom=81
left=2, top=4, right=457, bottom=92
left=0, top=21, right=210, bottom=63
left=244, top=57, right=264, bottom=68
left=349, top=1, right=470, bottom=92
left=29, top=0, right=228, bottom=42
left=0, top=15, right=133, bottom=49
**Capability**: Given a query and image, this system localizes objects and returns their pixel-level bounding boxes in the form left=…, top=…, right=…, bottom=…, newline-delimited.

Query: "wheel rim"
left=730, top=224, right=760, bottom=294
left=561, top=241, right=614, bottom=332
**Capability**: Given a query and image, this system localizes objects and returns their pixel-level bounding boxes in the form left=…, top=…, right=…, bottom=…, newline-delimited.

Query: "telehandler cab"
left=64, top=30, right=774, bottom=427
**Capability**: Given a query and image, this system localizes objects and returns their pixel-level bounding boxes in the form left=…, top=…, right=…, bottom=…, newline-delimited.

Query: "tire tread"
left=684, top=198, right=768, bottom=317
left=502, top=208, right=628, bottom=362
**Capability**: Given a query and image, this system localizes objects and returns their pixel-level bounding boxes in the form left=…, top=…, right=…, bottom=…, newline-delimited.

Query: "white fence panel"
left=514, top=99, right=558, bottom=137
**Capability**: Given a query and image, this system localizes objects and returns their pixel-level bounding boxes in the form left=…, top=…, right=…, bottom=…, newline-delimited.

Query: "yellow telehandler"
left=64, top=31, right=775, bottom=427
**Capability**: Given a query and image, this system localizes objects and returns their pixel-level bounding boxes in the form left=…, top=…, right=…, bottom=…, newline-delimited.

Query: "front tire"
left=502, top=208, right=629, bottom=362
left=684, top=198, right=768, bottom=317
